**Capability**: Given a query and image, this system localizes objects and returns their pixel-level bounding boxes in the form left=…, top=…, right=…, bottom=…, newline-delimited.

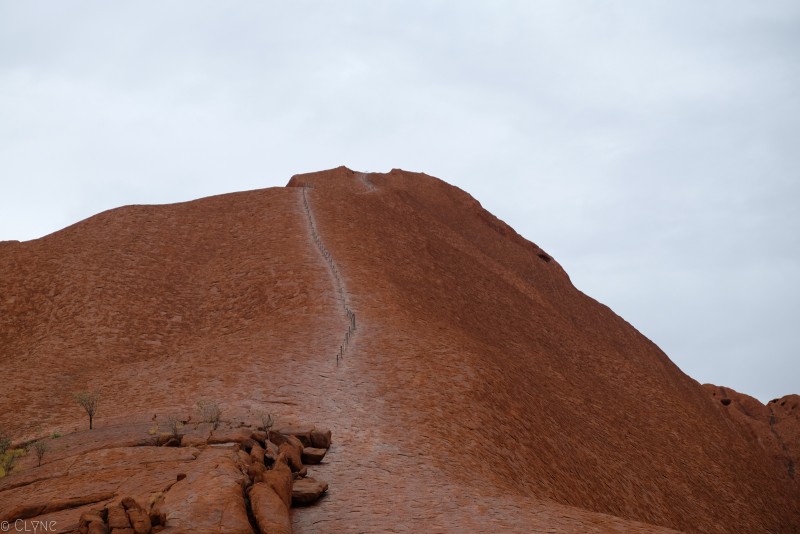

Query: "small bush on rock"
left=197, top=399, right=222, bottom=429
left=32, top=439, right=48, bottom=467
left=258, top=411, right=275, bottom=433
left=73, top=390, right=100, bottom=430
left=165, top=415, right=183, bottom=438
left=0, top=444, right=26, bottom=478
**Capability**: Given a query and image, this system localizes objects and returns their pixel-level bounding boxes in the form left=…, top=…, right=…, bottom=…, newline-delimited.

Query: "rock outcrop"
left=0, top=421, right=331, bottom=533
left=0, top=167, right=797, bottom=532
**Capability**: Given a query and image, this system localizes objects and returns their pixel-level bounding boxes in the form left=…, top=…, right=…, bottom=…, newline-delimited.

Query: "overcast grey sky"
left=1, top=1, right=797, bottom=401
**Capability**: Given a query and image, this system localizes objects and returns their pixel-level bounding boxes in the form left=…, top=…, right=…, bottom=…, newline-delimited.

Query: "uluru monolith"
left=0, top=167, right=797, bottom=532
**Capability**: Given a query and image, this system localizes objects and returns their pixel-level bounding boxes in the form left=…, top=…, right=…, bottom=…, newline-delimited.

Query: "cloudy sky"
left=1, top=1, right=797, bottom=401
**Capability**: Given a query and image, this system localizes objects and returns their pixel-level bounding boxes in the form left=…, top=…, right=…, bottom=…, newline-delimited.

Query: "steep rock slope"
left=0, top=187, right=344, bottom=431
left=287, top=167, right=798, bottom=533
left=1, top=167, right=797, bottom=532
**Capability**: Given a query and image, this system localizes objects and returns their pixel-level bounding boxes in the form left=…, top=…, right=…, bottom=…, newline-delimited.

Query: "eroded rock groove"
left=300, top=186, right=356, bottom=363
left=356, top=172, right=375, bottom=192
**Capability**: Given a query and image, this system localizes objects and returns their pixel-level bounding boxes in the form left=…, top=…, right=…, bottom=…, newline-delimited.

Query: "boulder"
left=120, top=497, right=141, bottom=511
left=278, top=426, right=314, bottom=447
left=267, top=431, right=289, bottom=447
left=286, top=435, right=304, bottom=450
left=127, top=509, right=152, bottom=534
left=291, top=477, right=328, bottom=506
left=278, top=443, right=303, bottom=473
left=310, top=429, right=332, bottom=449
left=250, top=443, right=266, bottom=465
left=207, top=427, right=253, bottom=445
left=116, top=498, right=151, bottom=534
left=259, top=458, right=293, bottom=509
left=250, top=431, right=267, bottom=445
left=265, top=440, right=280, bottom=461
left=301, top=447, right=327, bottom=465
left=293, top=466, right=308, bottom=480
left=248, top=460, right=267, bottom=483
left=233, top=449, right=248, bottom=467
left=80, top=511, right=106, bottom=527
left=248, top=483, right=291, bottom=534
left=107, top=504, right=131, bottom=529
left=159, top=448, right=252, bottom=533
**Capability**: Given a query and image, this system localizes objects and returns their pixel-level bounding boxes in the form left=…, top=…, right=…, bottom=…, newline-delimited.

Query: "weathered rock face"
left=0, top=167, right=797, bottom=532
left=705, top=385, right=799, bottom=482
left=0, top=424, right=200, bottom=526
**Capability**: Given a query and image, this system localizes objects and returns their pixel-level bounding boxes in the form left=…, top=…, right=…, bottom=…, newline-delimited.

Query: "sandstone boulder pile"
left=0, top=421, right=331, bottom=534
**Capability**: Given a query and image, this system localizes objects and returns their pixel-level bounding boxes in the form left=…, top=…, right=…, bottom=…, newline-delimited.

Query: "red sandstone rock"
left=309, top=429, right=331, bottom=450
left=291, top=477, right=328, bottom=506
left=250, top=430, right=267, bottom=445
left=267, top=431, right=289, bottom=447
left=292, top=466, right=307, bottom=480
left=87, top=523, right=109, bottom=534
left=0, top=167, right=797, bottom=532
left=247, top=460, right=266, bottom=483
left=158, top=448, right=252, bottom=533
left=2, top=492, right=116, bottom=522
left=207, top=427, right=253, bottom=446
left=279, top=426, right=314, bottom=447
left=126, top=508, right=152, bottom=534
left=107, top=504, right=130, bottom=529
left=248, top=483, right=291, bottom=534
left=80, top=511, right=106, bottom=527
left=300, top=447, right=326, bottom=465
left=260, top=458, right=293, bottom=510
left=278, top=440, right=303, bottom=473
left=264, top=440, right=280, bottom=461
left=286, top=435, right=304, bottom=453
left=705, top=385, right=799, bottom=482
left=249, top=443, right=265, bottom=465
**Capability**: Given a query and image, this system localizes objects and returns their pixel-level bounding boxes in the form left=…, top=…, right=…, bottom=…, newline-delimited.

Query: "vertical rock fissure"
left=243, top=486, right=259, bottom=534
left=300, top=186, right=357, bottom=364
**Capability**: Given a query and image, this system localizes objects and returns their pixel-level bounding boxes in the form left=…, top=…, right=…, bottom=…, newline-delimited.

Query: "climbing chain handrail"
left=301, top=186, right=357, bottom=364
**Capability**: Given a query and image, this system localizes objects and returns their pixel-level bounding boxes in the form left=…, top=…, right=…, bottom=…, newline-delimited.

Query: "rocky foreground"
left=0, top=420, right=331, bottom=533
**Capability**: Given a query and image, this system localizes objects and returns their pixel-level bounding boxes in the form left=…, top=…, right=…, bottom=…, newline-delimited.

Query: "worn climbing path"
left=300, top=185, right=356, bottom=363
